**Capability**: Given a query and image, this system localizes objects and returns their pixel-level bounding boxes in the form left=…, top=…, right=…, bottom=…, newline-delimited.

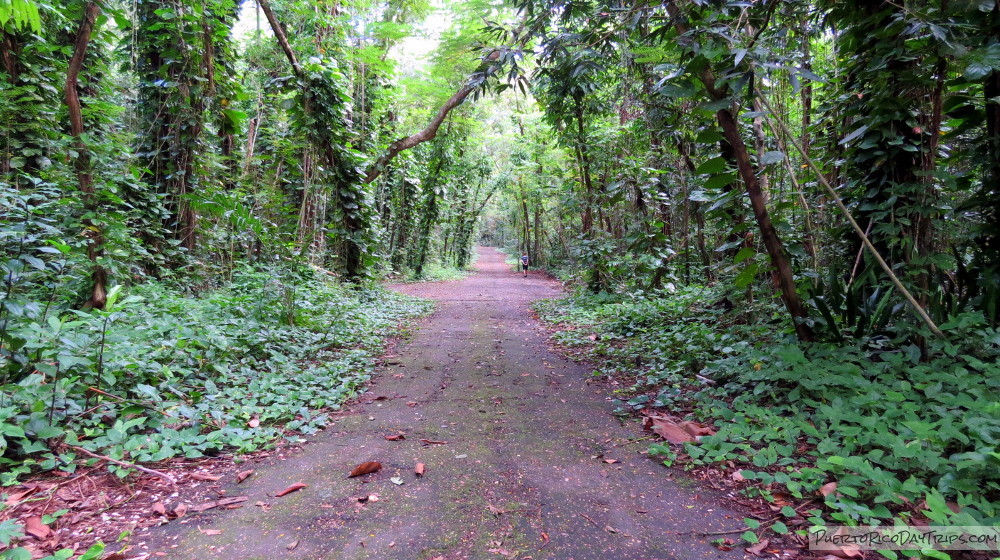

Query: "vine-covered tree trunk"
left=64, top=0, right=105, bottom=308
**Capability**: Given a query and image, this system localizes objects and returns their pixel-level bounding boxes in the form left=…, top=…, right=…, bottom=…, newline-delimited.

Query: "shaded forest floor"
left=136, top=247, right=745, bottom=560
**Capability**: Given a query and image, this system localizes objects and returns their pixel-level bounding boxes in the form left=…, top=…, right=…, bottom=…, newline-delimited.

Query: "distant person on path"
left=520, top=252, right=529, bottom=277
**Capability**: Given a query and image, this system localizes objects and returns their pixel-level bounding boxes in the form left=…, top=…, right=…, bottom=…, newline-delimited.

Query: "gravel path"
left=147, top=247, right=745, bottom=560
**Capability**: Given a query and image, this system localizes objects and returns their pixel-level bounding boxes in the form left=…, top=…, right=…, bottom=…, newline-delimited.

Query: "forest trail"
left=148, top=247, right=743, bottom=560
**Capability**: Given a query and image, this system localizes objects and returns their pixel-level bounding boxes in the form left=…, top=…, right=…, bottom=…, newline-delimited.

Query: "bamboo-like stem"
left=755, top=91, right=944, bottom=337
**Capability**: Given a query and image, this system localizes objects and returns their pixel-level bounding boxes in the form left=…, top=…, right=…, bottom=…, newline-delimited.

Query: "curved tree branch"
left=363, top=82, right=476, bottom=184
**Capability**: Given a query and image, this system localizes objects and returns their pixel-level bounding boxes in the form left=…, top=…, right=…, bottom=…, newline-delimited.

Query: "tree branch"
left=256, top=0, right=301, bottom=76
left=363, top=82, right=476, bottom=184
left=69, top=444, right=177, bottom=486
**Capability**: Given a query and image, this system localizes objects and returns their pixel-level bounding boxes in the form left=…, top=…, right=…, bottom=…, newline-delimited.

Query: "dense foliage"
left=3, top=0, right=1000, bottom=556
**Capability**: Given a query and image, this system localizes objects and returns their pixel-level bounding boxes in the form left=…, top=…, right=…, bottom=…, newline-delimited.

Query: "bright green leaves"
left=0, top=0, right=41, bottom=32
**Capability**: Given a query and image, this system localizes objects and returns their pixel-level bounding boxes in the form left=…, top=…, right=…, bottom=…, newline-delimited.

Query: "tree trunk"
left=716, top=108, right=812, bottom=340
left=65, top=1, right=106, bottom=308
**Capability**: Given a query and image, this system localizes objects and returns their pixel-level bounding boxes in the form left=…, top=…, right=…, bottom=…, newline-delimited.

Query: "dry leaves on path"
left=415, top=463, right=425, bottom=477
left=643, top=415, right=716, bottom=444
left=236, top=469, right=254, bottom=483
left=348, top=462, right=382, bottom=478
left=275, top=482, right=308, bottom=497
left=190, top=472, right=222, bottom=482
left=24, top=516, right=51, bottom=539
left=746, top=538, right=770, bottom=556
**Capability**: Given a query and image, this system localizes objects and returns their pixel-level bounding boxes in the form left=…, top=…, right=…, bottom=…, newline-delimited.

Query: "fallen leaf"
left=390, top=477, right=404, bottom=485
left=747, top=538, right=770, bottom=556
left=275, top=482, right=308, bottom=497
left=679, top=420, right=715, bottom=437
left=419, top=439, right=447, bottom=445
left=152, top=502, right=167, bottom=516
left=217, top=496, right=249, bottom=507
left=236, top=469, right=254, bottom=483
left=540, top=532, right=550, bottom=546
left=406, top=401, right=417, bottom=406
left=384, top=434, right=405, bottom=441
left=191, top=472, right=222, bottom=482
left=348, top=462, right=382, bottom=478
left=603, top=458, right=619, bottom=464
left=171, top=503, right=188, bottom=518
left=819, top=482, right=837, bottom=497
left=649, top=417, right=695, bottom=444
left=825, top=545, right=863, bottom=558
left=415, top=463, right=425, bottom=477
left=732, top=470, right=746, bottom=482
left=197, top=526, right=222, bottom=535
left=248, top=417, right=260, bottom=428
left=24, top=516, right=51, bottom=539
left=604, top=525, right=618, bottom=534
left=287, top=539, right=299, bottom=551
left=5, top=487, right=40, bottom=506
left=487, top=504, right=505, bottom=516
left=713, top=538, right=735, bottom=551
left=190, top=501, right=219, bottom=513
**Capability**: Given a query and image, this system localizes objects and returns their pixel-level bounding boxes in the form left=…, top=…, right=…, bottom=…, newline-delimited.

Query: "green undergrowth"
left=537, top=289, right=1000, bottom=554
left=398, top=262, right=471, bottom=282
left=0, top=265, right=431, bottom=484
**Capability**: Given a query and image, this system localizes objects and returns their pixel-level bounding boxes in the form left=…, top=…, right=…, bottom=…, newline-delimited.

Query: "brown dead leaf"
left=275, top=482, right=308, bottom=497
left=348, top=462, right=382, bottom=478
left=384, top=434, right=405, bottom=441
left=218, top=496, right=249, bottom=507
left=418, top=439, right=447, bottom=445
left=191, top=472, right=222, bottom=482
left=190, top=501, right=219, bottom=513
left=731, top=470, right=746, bottom=482
left=771, top=492, right=792, bottom=506
left=25, top=517, right=51, bottom=539
left=649, top=417, right=695, bottom=444
left=152, top=502, right=167, bottom=516
left=819, top=482, right=837, bottom=497
left=287, top=539, right=299, bottom=551
left=415, top=463, right=425, bottom=477
left=236, top=469, right=254, bottom=483
left=603, top=458, right=619, bottom=464
left=171, top=503, right=188, bottom=518
left=540, top=532, right=550, bottom=546
left=5, top=487, right=39, bottom=506
left=679, top=421, right=715, bottom=437
left=197, top=526, right=222, bottom=536
left=747, top=538, right=770, bottom=556
left=824, top=545, right=863, bottom=558
left=714, top=538, right=735, bottom=551
left=248, top=417, right=260, bottom=428
left=487, top=504, right=505, bottom=516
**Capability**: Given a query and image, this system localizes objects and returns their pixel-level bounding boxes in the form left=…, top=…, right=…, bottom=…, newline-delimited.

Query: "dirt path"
left=147, top=247, right=744, bottom=560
